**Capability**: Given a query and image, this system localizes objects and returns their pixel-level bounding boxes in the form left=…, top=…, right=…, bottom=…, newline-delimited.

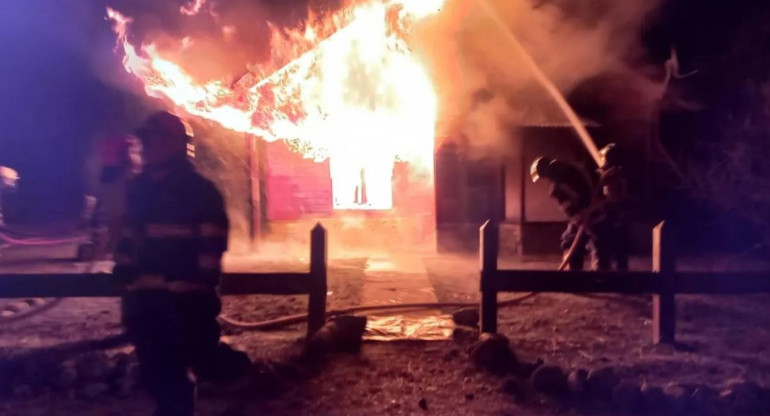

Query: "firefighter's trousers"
left=122, top=289, right=251, bottom=416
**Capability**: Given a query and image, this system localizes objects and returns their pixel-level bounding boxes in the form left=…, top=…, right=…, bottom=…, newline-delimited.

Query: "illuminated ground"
left=0, top=243, right=769, bottom=415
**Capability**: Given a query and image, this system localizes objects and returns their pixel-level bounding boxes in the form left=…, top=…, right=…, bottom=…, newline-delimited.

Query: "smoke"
left=416, top=0, right=664, bottom=155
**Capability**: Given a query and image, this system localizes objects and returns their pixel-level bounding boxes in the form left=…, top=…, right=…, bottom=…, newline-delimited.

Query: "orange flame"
left=107, top=0, right=444, bottom=210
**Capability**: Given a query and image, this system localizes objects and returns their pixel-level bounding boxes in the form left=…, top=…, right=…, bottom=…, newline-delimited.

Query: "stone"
left=640, top=383, right=666, bottom=413
left=518, top=359, right=544, bottom=380
left=115, top=377, right=136, bottom=397
left=502, top=377, right=529, bottom=402
left=79, top=382, right=110, bottom=400
left=452, top=327, right=479, bottom=344
left=664, top=382, right=690, bottom=413
left=0, top=361, right=18, bottom=394
left=452, top=308, right=479, bottom=327
left=442, top=348, right=460, bottom=362
left=308, top=316, right=367, bottom=354
left=12, top=384, right=33, bottom=399
left=530, top=365, right=568, bottom=395
left=418, top=398, right=428, bottom=410
left=124, top=362, right=141, bottom=383
left=110, top=352, right=136, bottom=380
left=690, top=386, right=719, bottom=415
left=4, top=301, right=30, bottom=313
left=587, top=367, right=619, bottom=398
left=26, top=298, right=48, bottom=307
left=56, top=364, right=79, bottom=390
left=0, top=310, right=14, bottom=318
left=470, top=333, right=516, bottom=374
left=464, top=393, right=475, bottom=401
left=76, top=352, right=111, bottom=382
left=720, top=379, right=765, bottom=414
left=330, top=315, right=367, bottom=352
left=567, top=369, right=588, bottom=396
left=19, top=358, right=57, bottom=388
left=612, top=380, right=642, bottom=412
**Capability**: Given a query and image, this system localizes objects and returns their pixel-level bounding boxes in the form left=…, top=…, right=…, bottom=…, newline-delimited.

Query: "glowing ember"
left=107, top=0, right=444, bottom=210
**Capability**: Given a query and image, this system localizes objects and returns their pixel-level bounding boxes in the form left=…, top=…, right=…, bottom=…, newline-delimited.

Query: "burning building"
left=106, top=0, right=635, bottom=256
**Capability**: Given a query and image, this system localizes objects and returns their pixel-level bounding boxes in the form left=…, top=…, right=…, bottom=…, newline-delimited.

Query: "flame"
left=107, top=0, right=444, bottom=210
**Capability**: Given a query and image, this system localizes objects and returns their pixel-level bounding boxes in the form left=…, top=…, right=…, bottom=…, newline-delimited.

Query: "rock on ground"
left=452, top=308, right=479, bottom=327
left=664, top=382, right=690, bottom=413
left=530, top=365, right=568, bottom=395
left=612, top=380, right=642, bottom=412
left=567, top=369, right=588, bottom=396
left=587, top=367, right=619, bottom=398
left=470, top=333, right=517, bottom=374
left=79, top=382, right=110, bottom=400
left=720, top=379, right=767, bottom=414
left=640, top=383, right=666, bottom=413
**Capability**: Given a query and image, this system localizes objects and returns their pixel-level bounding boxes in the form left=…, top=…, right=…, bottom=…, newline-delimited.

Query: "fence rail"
left=479, top=220, right=770, bottom=344
left=0, top=224, right=328, bottom=340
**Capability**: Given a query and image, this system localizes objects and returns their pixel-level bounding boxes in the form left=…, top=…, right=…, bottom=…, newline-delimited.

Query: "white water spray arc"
left=475, top=0, right=602, bottom=166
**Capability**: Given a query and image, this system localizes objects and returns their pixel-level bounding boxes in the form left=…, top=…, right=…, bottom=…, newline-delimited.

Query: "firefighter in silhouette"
left=594, top=143, right=630, bottom=271
left=530, top=156, right=598, bottom=271
left=0, top=166, right=19, bottom=226
left=89, top=134, right=140, bottom=259
left=114, top=111, right=251, bottom=416
left=531, top=145, right=631, bottom=271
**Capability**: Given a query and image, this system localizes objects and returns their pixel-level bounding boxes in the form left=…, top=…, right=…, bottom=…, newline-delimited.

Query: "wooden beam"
left=653, top=221, right=676, bottom=344
left=219, top=273, right=312, bottom=295
left=493, top=270, right=658, bottom=293
left=0, top=274, right=123, bottom=298
left=0, top=272, right=313, bottom=298
left=675, top=272, right=770, bottom=294
left=307, top=223, right=328, bottom=339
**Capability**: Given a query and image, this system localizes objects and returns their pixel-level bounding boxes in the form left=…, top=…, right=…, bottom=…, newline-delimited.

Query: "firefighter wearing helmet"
left=85, top=134, right=140, bottom=260
left=595, top=143, right=630, bottom=271
left=530, top=156, right=596, bottom=271
left=114, top=111, right=251, bottom=416
left=530, top=143, right=630, bottom=271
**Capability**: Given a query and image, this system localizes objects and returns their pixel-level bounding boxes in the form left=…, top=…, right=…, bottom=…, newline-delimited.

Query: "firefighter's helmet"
left=599, top=143, right=621, bottom=169
left=136, top=111, right=193, bottom=144
left=530, top=156, right=553, bottom=183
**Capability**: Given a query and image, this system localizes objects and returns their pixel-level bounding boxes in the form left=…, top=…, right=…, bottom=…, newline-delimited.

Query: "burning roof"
left=107, top=0, right=445, bottom=210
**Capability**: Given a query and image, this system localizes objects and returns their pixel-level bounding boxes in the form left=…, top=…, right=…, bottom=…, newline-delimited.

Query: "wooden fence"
left=0, top=224, right=328, bottom=340
left=479, top=220, right=770, bottom=344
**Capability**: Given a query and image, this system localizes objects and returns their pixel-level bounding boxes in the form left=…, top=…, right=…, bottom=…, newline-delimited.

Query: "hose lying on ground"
left=220, top=205, right=594, bottom=330
left=0, top=256, right=96, bottom=325
left=219, top=293, right=539, bottom=330
left=0, top=231, right=85, bottom=246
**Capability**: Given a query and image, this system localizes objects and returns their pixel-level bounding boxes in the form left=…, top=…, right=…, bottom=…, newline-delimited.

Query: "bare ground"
left=0, top=244, right=769, bottom=415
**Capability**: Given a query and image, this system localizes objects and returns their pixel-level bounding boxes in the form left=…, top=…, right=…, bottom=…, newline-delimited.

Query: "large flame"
left=107, top=0, right=444, bottom=210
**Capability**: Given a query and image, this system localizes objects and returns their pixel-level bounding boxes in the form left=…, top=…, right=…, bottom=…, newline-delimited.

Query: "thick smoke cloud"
left=416, top=0, right=664, bottom=156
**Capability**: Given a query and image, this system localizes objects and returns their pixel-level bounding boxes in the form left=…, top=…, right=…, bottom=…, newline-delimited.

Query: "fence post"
left=480, top=220, right=499, bottom=333
left=308, top=223, right=328, bottom=340
left=652, top=221, right=676, bottom=344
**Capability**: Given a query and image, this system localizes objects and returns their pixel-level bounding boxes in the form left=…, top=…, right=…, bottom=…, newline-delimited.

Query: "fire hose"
left=220, top=173, right=609, bottom=330
left=0, top=230, right=86, bottom=246
left=0, top=234, right=92, bottom=325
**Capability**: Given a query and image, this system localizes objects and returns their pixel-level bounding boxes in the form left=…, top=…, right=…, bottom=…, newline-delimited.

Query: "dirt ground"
left=1, top=242, right=770, bottom=415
